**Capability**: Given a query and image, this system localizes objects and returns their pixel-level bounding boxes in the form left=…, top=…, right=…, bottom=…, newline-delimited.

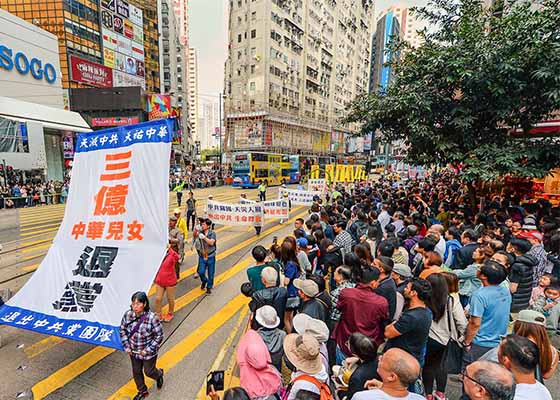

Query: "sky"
left=188, top=0, right=429, bottom=107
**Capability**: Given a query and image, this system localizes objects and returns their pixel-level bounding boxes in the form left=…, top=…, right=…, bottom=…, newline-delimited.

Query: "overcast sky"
left=188, top=0, right=429, bottom=106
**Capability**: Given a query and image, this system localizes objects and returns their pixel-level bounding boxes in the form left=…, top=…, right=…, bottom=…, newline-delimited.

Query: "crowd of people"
left=121, top=172, right=560, bottom=400
left=0, top=181, right=69, bottom=208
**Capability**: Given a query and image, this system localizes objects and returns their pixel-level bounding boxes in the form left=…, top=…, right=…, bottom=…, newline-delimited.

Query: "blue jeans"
left=198, top=256, right=216, bottom=289
left=335, top=344, right=349, bottom=365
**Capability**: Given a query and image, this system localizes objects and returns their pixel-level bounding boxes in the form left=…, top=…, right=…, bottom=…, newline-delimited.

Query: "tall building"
left=201, top=101, right=219, bottom=150
left=224, top=0, right=375, bottom=156
left=0, top=0, right=160, bottom=93
left=369, top=11, right=403, bottom=93
left=187, top=47, right=199, bottom=148
left=377, top=6, right=425, bottom=49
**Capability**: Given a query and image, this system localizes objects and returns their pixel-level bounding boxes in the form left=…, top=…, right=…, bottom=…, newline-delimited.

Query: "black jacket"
left=249, top=286, right=288, bottom=329
left=510, top=254, right=538, bottom=312
left=374, top=276, right=397, bottom=320
left=299, top=298, right=328, bottom=324
left=452, top=242, right=478, bottom=270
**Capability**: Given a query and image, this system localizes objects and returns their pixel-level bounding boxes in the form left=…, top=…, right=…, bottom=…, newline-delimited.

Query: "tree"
left=346, top=0, right=560, bottom=205
left=200, top=147, right=220, bottom=162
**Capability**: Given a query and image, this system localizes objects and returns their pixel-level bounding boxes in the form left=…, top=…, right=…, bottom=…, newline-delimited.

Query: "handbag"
left=443, top=296, right=464, bottom=374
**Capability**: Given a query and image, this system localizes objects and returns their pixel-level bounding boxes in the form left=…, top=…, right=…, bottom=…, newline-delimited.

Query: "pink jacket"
left=236, top=329, right=282, bottom=398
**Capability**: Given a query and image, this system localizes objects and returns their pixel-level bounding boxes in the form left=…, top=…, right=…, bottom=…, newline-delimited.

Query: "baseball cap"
left=393, top=263, right=412, bottom=278
left=293, top=278, right=319, bottom=297
left=515, top=309, right=546, bottom=327
left=296, top=237, right=309, bottom=248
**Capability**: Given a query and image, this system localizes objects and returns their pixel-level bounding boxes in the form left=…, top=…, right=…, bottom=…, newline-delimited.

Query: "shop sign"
left=124, top=20, right=134, bottom=39
left=101, top=0, right=115, bottom=12
left=91, top=117, right=140, bottom=127
left=0, top=43, right=57, bottom=84
left=116, top=0, right=130, bottom=18
left=63, top=132, right=74, bottom=159
left=101, top=10, right=113, bottom=29
left=113, top=15, right=124, bottom=34
left=112, top=69, right=145, bottom=89
left=135, top=60, right=145, bottom=77
left=124, top=56, right=137, bottom=75
left=129, top=5, right=143, bottom=26
left=132, top=24, right=143, bottom=44
left=117, top=37, right=132, bottom=57
left=103, top=48, right=115, bottom=68
left=102, top=29, right=117, bottom=51
left=131, top=43, right=144, bottom=61
left=114, top=52, right=125, bottom=72
left=70, top=55, right=113, bottom=88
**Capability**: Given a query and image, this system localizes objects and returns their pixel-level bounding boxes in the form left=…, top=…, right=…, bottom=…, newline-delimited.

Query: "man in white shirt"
left=351, top=348, right=424, bottom=400
left=377, top=203, right=391, bottom=234
left=498, top=334, right=552, bottom=400
left=428, top=224, right=446, bottom=259
left=462, top=360, right=515, bottom=400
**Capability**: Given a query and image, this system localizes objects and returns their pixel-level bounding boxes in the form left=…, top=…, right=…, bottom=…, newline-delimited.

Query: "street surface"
left=0, top=185, right=302, bottom=400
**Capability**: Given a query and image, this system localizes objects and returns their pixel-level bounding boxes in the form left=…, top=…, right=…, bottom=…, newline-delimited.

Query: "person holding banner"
left=194, top=218, right=217, bottom=294
left=120, top=292, right=164, bottom=400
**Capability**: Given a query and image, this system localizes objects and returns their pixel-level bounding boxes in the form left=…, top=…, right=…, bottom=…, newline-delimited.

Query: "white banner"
left=0, top=119, right=173, bottom=350
left=207, top=200, right=264, bottom=226
left=308, top=178, right=328, bottom=193
left=263, top=199, right=289, bottom=220
left=279, top=188, right=321, bottom=206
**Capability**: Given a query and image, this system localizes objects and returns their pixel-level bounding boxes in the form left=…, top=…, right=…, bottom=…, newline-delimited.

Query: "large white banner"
left=240, top=197, right=289, bottom=220
left=308, top=178, right=328, bottom=193
left=0, top=119, right=173, bottom=350
left=279, top=188, right=322, bottom=206
left=207, top=200, right=264, bottom=226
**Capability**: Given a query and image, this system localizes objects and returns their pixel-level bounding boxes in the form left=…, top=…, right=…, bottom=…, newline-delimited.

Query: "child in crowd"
left=530, top=274, right=556, bottom=306
left=532, top=285, right=560, bottom=331
left=450, top=246, right=485, bottom=307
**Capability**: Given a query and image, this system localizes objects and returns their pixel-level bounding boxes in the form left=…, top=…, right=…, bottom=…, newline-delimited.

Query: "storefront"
left=0, top=10, right=91, bottom=184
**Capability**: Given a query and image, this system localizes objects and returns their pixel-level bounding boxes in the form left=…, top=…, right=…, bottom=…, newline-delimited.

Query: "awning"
left=0, top=96, right=92, bottom=132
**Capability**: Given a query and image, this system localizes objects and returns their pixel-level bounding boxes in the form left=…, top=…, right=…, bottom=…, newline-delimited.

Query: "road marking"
left=22, top=263, right=40, bottom=272
left=107, top=294, right=249, bottom=400
left=21, top=238, right=54, bottom=247
left=20, top=243, right=51, bottom=254
left=25, top=336, right=66, bottom=358
left=195, top=307, right=248, bottom=399
left=32, top=347, right=114, bottom=399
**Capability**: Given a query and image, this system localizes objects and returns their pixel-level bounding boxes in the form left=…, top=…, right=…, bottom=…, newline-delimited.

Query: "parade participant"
left=194, top=218, right=217, bottom=294
left=258, top=180, right=267, bottom=202
left=120, top=292, right=164, bottom=400
left=173, top=208, right=188, bottom=239
left=168, top=216, right=184, bottom=279
left=154, top=247, right=180, bottom=322
left=172, top=179, right=185, bottom=207
left=185, top=191, right=196, bottom=231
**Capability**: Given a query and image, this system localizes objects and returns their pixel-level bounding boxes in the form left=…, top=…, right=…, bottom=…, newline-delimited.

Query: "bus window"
left=281, top=169, right=291, bottom=177
left=255, top=169, right=269, bottom=178
left=253, top=153, right=268, bottom=162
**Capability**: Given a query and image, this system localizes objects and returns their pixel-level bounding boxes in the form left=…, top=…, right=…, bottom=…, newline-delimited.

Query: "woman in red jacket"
left=154, top=247, right=179, bottom=322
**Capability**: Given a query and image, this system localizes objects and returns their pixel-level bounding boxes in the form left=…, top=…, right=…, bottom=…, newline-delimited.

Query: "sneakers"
left=133, top=391, right=148, bottom=400
left=194, top=272, right=200, bottom=279
left=200, top=281, right=207, bottom=290
left=156, top=369, right=164, bottom=389
left=433, top=391, right=446, bottom=400
left=163, top=313, right=173, bottom=323
left=206, top=288, right=212, bottom=295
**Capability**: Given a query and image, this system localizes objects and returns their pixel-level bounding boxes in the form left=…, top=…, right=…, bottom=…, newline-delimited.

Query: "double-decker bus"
left=232, top=152, right=290, bottom=188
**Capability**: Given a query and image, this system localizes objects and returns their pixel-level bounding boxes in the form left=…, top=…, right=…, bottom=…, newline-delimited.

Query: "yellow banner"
left=310, top=165, right=319, bottom=179
left=325, top=164, right=335, bottom=184
left=354, top=165, right=364, bottom=181
left=335, top=164, right=345, bottom=183
left=344, top=165, right=354, bottom=182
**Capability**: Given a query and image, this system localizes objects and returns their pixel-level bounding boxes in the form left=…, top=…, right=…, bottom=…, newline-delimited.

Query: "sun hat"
left=283, top=333, right=322, bottom=374
left=255, top=305, right=280, bottom=329
left=293, top=278, right=319, bottom=297
left=393, top=263, right=412, bottom=278
left=169, top=215, right=178, bottom=221
left=293, top=313, right=312, bottom=335
left=515, top=309, right=546, bottom=327
left=304, top=318, right=329, bottom=344
left=173, top=207, right=182, bottom=214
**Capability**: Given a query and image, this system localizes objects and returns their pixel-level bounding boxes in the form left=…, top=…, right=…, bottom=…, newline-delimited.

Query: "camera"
left=206, top=370, right=225, bottom=394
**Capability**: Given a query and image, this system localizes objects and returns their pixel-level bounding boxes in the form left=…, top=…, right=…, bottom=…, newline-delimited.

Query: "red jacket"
left=333, top=284, right=389, bottom=355
left=154, top=248, right=179, bottom=287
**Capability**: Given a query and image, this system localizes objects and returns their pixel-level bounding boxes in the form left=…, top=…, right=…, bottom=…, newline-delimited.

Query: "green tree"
left=200, top=147, right=220, bottom=162
left=346, top=0, right=560, bottom=205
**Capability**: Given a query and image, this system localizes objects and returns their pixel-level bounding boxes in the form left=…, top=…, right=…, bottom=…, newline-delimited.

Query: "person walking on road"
left=120, top=292, right=164, bottom=400
left=185, top=191, right=196, bottom=231
left=195, top=218, right=217, bottom=294
left=173, top=208, right=188, bottom=239
left=173, top=179, right=186, bottom=207
left=168, top=216, right=184, bottom=279
left=258, top=180, right=267, bottom=202
left=154, top=247, right=180, bottom=322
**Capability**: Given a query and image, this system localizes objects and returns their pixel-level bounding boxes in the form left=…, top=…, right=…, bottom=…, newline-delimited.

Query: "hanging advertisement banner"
left=147, top=94, right=172, bottom=120
left=279, top=188, right=321, bottom=206
left=70, top=55, right=113, bottom=88
left=63, top=132, right=74, bottom=159
left=0, top=119, right=173, bottom=350
left=364, top=132, right=373, bottom=152
left=324, top=164, right=335, bottom=184
left=206, top=200, right=264, bottom=226
left=308, top=178, right=327, bottom=193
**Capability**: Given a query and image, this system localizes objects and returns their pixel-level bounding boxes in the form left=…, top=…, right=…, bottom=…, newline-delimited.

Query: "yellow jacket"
left=177, top=217, right=188, bottom=238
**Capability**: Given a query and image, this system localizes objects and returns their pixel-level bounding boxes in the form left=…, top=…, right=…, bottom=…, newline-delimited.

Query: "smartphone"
left=206, top=370, right=225, bottom=394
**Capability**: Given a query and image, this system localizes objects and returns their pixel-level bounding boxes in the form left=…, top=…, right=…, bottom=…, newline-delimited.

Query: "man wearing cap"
left=249, top=267, right=288, bottom=330
left=294, top=278, right=328, bottom=324
left=173, top=208, right=188, bottom=240
left=373, top=256, right=397, bottom=321
left=283, top=333, right=330, bottom=400
left=334, top=267, right=388, bottom=364
left=168, top=216, right=184, bottom=279
left=392, top=264, right=412, bottom=295
left=296, top=238, right=312, bottom=274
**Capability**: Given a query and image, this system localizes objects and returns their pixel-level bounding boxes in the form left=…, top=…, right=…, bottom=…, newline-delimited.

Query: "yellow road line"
left=21, top=238, right=53, bottom=247
left=22, top=264, right=40, bottom=272
left=195, top=307, right=248, bottom=399
left=223, top=328, right=242, bottom=393
left=107, top=294, right=249, bottom=400
left=21, top=243, right=51, bottom=254
left=25, top=336, right=66, bottom=358
left=32, top=347, right=114, bottom=399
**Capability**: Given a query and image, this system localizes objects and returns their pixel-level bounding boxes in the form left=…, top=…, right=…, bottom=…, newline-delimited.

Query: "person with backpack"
left=282, top=333, right=333, bottom=400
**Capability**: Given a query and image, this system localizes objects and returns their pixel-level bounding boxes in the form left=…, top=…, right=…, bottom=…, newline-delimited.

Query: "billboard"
left=70, top=55, right=113, bottom=88
left=113, top=70, right=145, bottom=89
left=147, top=94, right=172, bottom=120
left=91, top=117, right=140, bottom=127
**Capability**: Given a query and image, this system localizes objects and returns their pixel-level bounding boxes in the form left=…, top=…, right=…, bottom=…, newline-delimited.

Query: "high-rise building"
left=201, top=102, right=219, bottom=150
left=224, top=0, right=375, bottom=156
left=377, top=6, right=425, bottom=49
left=0, top=0, right=161, bottom=93
left=187, top=47, right=199, bottom=147
left=369, top=11, right=403, bottom=93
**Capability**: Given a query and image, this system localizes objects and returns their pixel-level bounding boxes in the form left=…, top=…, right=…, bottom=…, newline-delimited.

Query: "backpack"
left=281, top=375, right=333, bottom=400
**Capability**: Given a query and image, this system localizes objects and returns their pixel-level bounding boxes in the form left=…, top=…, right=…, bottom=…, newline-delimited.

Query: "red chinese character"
left=248, top=216, right=255, bottom=222
left=241, top=216, right=248, bottom=222
left=71, top=221, right=86, bottom=240
left=106, top=221, right=124, bottom=240
left=127, top=220, right=144, bottom=240
left=256, top=216, right=262, bottom=223
left=100, top=151, right=132, bottom=181
left=94, top=185, right=129, bottom=216
left=86, top=221, right=105, bottom=240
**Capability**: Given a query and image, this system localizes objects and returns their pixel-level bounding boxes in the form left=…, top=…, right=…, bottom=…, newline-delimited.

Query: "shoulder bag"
left=442, top=296, right=464, bottom=374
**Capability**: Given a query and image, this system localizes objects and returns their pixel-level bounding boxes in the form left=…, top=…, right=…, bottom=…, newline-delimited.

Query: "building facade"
left=377, top=6, right=425, bottom=50
left=369, top=10, right=402, bottom=93
left=224, top=0, right=375, bottom=156
left=200, top=101, right=219, bottom=150
left=187, top=47, right=199, bottom=150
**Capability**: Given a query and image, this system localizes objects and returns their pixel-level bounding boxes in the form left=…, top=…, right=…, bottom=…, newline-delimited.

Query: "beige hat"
left=255, top=305, right=280, bottom=329
left=283, top=333, right=322, bottom=374
left=293, top=314, right=329, bottom=343
left=173, top=207, right=181, bottom=214
left=293, top=278, right=319, bottom=298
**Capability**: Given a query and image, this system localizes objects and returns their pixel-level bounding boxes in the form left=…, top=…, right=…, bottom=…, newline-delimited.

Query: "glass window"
left=0, top=118, right=30, bottom=153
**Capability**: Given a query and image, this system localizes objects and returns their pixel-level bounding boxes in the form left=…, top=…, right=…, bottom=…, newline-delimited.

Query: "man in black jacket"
left=452, top=229, right=479, bottom=270
left=507, top=238, right=538, bottom=313
left=373, top=256, right=397, bottom=320
left=249, top=267, right=288, bottom=329
left=294, top=278, right=328, bottom=324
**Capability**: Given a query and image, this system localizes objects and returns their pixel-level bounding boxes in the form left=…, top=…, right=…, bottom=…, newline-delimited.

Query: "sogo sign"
left=0, top=44, right=57, bottom=84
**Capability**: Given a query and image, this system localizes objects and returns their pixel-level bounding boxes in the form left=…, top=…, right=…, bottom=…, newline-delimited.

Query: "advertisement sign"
left=114, top=52, right=125, bottom=71
left=102, top=29, right=117, bottom=51
left=124, top=20, right=134, bottom=39
left=117, top=36, right=132, bottom=56
left=131, top=43, right=144, bottom=61
left=279, top=188, right=321, bottom=206
left=124, top=56, right=137, bottom=75
left=0, top=119, right=173, bottom=350
left=113, top=70, right=145, bottom=89
left=136, top=60, right=145, bottom=77
left=101, top=0, right=115, bottom=12
left=113, top=15, right=124, bottom=34
left=101, top=9, right=113, bottom=29
left=308, top=179, right=328, bottom=193
left=91, top=117, right=140, bottom=127
left=133, top=24, right=143, bottom=44
left=364, top=132, right=372, bottom=152
left=129, top=5, right=143, bottom=26
left=63, top=132, right=74, bottom=159
left=70, top=55, right=113, bottom=88
left=103, top=48, right=115, bottom=68
left=207, top=201, right=264, bottom=226
left=147, top=95, right=171, bottom=120
left=116, top=0, right=130, bottom=18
